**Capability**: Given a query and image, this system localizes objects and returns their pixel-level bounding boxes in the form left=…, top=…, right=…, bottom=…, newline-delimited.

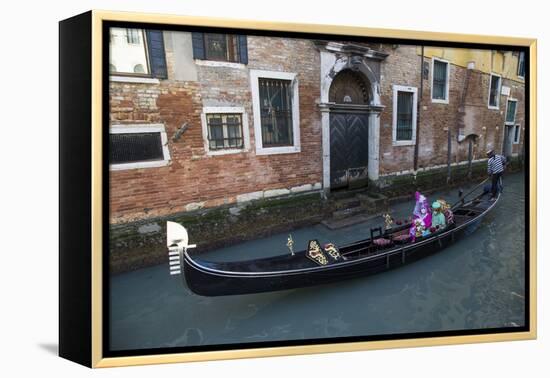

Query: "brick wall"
left=109, top=35, right=322, bottom=224
left=378, top=45, right=526, bottom=174
left=109, top=36, right=525, bottom=224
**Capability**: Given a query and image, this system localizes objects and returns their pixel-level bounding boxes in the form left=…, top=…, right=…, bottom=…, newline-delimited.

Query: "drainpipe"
left=414, top=46, right=424, bottom=174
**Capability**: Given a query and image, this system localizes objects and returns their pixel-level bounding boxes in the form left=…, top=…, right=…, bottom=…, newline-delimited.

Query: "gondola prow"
left=167, top=221, right=196, bottom=275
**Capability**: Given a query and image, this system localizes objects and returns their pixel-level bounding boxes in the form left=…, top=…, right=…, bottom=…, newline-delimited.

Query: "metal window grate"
left=259, top=78, right=293, bottom=147
left=110, top=132, right=164, bottom=164
left=206, top=114, right=244, bottom=150
left=396, top=91, right=413, bottom=141
left=433, top=60, right=448, bottom=100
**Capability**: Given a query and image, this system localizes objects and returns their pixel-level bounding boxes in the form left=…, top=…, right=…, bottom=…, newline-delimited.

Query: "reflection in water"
left=109, top=173, right=526, bottom=351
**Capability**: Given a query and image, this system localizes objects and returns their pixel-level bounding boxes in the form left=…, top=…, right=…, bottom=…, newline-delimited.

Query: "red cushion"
left=373, top=238, right=391, bottom=246
left=394, top=234, right=410, bottom=241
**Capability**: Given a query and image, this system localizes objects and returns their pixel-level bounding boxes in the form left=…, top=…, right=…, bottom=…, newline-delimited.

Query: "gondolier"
left=486, top=149, right=506, bottom=200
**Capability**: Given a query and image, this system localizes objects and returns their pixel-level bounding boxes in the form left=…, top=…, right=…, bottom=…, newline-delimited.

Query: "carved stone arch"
left=322, top=55, right=381, bottom=106
left=329, top=69, right=371, bottom=105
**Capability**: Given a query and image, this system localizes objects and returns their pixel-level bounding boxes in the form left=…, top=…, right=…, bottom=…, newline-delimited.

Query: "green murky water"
left=109, top=173, right=526, bottom=351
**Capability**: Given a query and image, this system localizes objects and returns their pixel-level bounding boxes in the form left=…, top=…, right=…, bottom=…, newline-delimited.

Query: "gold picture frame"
left=59, top=9, right=537, bottom=368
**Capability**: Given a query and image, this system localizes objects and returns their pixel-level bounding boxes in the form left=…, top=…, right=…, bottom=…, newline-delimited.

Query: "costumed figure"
left=411, top=218, right=426, bottom=240
left=409, top=191, right=432, bottom=241
left=437, top=199, right=454, bottom=225
left=431, top=201, right=446, bottom=231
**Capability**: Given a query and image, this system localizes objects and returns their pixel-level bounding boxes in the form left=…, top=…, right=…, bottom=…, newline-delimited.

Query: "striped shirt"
left=487, top=154, right=506, bottom=174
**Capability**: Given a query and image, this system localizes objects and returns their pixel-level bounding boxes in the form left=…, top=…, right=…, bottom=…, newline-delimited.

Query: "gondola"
left=167, top=182, right=499, bottom=296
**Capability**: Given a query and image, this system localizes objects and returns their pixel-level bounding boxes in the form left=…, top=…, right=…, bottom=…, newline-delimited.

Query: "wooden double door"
left=329, top=112, right=369, bottom=189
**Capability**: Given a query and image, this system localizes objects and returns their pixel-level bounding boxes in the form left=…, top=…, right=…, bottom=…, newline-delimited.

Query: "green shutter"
left=191, top=32, right=205, bottom=59
left=238, top=35, right=248, bottom=64
left=145, top=30, right=167, bottom=79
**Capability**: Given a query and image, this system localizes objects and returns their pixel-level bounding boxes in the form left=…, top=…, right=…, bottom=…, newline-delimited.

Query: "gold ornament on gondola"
left=306, top=240, right=328, bottom=265
left=383, top=213, right=393, bottom=231
left=324, top=243, right=342, bottom=261
left=287, top=234, right=295, bottom=256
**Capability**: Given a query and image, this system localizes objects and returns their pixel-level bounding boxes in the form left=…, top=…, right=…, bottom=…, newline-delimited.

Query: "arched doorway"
left=328, top=69, right=371, bottom=189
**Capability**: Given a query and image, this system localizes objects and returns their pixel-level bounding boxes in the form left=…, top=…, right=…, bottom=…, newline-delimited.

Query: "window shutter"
left=145, top=30, right=167, bottom=79
left=238, top=35, right=248, bottom=64
left=191, top=32, right=205, bottom=60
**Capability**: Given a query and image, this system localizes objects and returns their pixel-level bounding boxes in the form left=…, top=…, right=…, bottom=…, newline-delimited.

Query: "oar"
left=451, top=177, right=489, bottom=208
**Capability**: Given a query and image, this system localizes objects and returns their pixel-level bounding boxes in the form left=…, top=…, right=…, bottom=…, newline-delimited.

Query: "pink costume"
left=409, top=191, right=432, bottom=241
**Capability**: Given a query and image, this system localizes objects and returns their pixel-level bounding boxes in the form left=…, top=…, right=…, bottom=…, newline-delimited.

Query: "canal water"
left=109, top=173, right=526, bottom=351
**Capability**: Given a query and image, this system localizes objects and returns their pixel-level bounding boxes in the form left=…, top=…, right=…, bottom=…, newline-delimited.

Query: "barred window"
left=518, top=52, right=525, bottom=77
left=396, top=91, right=414, bottom=141
left=109, top=125, right=170, bottom=170
left=126, top=28, right=141, bottom=44
left=206, top=114, right=244, bottom=150
left=110, top=133, right=164, bottom=164
left=204, top=34, right=240, bottom=62
left=259, top=78, right=293, bottom=147
left=488, top=74, right=501, bottom=108
left=432, top=59, right=449, bottom=101
left=506, top=100, right=517, bottom=124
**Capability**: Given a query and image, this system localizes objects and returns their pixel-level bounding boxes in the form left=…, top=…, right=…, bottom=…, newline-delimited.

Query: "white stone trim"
left=379, top=158, right=489, bottom=178
left=487, top=73, right=502, bottom=110
left=235, top=183, right=323, bottom=204
left=250, top=69, right=301, bottom=155
left=194, top=60, right=246, bottom=69
left=392, top=85, right=418, bottom=146
left=431, top=57, right=450, bottom=104
left=504, top=98, right=518, bottom=125
left=109, top=75, right=160, bottom=84
left=200, top=106, right=251, bottom=156
left=109, top=124, right=171, bottom=171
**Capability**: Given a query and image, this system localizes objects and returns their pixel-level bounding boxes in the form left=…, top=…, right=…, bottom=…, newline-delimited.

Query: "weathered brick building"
left=109, top=28, right=525, bottom=227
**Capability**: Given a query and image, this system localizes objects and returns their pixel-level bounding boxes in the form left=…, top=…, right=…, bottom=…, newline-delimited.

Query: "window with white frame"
left=200, top=107, right=250, bottom=155
left=109, top=28, right=150, bottom=76
left=250, top=70, right=300, bottom=155
left=109, top=124, right=170, bottom=170
left=206, top=114, right=244, bottom=150
left=505, top=99, right=518, bottom=125
left=392, top=85, right=418, bottom=145
left=431, top=58, right=449, bottom=103
left=488, top=74, right=501, bottom=109
left=513, top=124, right=521, bottom=144
left=126, top=28, right=141, bottom=44
left=517, top=51, right=525, bottom=78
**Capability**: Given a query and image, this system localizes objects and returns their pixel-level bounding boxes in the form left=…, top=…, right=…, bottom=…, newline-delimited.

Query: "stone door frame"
left=316, top=42, right=387, bottom=193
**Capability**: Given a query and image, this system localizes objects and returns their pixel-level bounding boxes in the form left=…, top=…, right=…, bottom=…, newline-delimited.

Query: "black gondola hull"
left=181, top=202, right=490, bottom=296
